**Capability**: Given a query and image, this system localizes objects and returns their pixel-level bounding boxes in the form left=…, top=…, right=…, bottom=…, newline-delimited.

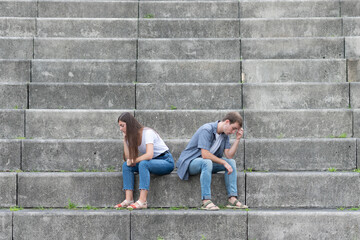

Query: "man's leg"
left=188, top=158, right=213, bottom=200
left=212, top=158, right=237, bottom=198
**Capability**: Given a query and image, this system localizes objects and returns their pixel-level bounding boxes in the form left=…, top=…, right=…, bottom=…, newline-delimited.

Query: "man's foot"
left=114, top=199, right=134, bottom=208
left=127, top=200, right=148, bottom=210
left=226, top=198, right=248, bottom=209
left=200, top=200, right=220, bottom=211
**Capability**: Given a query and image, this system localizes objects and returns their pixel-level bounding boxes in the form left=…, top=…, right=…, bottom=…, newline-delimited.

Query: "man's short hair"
left=222, top=112, right=243, bottom=127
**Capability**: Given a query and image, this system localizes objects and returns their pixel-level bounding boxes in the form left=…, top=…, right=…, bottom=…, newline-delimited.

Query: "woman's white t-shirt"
left=138, top=128, right=169, bottom=157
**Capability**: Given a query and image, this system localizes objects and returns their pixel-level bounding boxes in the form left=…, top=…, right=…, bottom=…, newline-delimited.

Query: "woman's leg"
left=122, top=161, right=139, bottom=200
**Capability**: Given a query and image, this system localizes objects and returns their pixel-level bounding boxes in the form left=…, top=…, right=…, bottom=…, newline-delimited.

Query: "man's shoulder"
left=198, top=122, right=216, bottom=133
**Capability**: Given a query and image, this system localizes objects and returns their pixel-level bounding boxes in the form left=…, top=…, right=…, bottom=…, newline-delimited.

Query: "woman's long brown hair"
left=118, top=112, right=143, bottom=160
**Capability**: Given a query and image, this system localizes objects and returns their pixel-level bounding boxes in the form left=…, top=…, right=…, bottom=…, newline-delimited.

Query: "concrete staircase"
left=1, top=0, right=360, bottom=239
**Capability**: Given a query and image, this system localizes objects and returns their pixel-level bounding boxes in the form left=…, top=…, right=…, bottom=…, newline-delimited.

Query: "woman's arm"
left=123, top=138, right=130, bottom=160
left=134, top=143, right=154, bottom=163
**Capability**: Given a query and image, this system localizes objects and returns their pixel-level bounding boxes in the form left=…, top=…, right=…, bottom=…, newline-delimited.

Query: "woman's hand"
left=127, top=159, right=136, bottom=167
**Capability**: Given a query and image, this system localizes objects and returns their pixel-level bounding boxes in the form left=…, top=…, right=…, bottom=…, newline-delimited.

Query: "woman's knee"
left=138, top=160, right=149, bottom=170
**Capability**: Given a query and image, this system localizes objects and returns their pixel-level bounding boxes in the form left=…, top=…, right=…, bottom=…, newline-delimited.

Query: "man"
left=176, top=112, right=247, bottom=210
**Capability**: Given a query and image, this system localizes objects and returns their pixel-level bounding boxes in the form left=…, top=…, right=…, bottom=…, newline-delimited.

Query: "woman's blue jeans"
left=122, top=152, right=174, bottom=191
left=188, top=157, right=238, bottom=200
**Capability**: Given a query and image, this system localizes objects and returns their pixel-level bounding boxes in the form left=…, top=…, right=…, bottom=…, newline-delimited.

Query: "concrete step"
left=139, top=1, right=239, bottom=18
left=16, top=172, right=246, bottom=208
left=38, top=0, right=138, bottom=18
left=25, top=109, right=129, bottom=139
left=248, top=210, right=360, bottom=240
left=343, top=17, right=360, bottom=36
left=240, top=18, right=342, bottom=38
left=0, top=37, right=33, bottom=59
left=345, top=37, right=360, bottom=58
left=241, top=37, right=344, bottom=59
left=247, top=172, right=360, bottom=208
left=16, top=138, right=244, bottom=171
left=244, top=109, right=353, bottom=138
left=29, top=83, right=135, bottom=109
left=350, top=83, right=360, bottom=108
left=242, top=59, right=346, bottom=83
left=137, top=60, right=240, bottom=83
left=0, top=17, right=35, bottom=37
left=138, top=39, right=240, bottom=60
left=139, top=19, right=240, bottom=38
left=0, top=0, right=36, bottom=17
left=341, top=0, right=360, bottom=17
left=32, top=60, right=136, bottom=83
left=0, top=110, right=24, bottom=139
left=37, top=18, right=137, bottom=38
left=243, top=83, right=349, bottom=109
left=239, top=0, right=339, bottom=18
left=136, top=83, right=242, bottom=110
left=0, top=140, right=21, bottom=171
left=0, top=60, right=30, bottom=83
left=245, top=138, right=357, bottom=171
left=0, top=83, right=27, bottom=109
left=355, top=110, right=360, bottom=137
left=34, top=38, right=137, bottom=59
left=0, top=173, right=16, bottom=207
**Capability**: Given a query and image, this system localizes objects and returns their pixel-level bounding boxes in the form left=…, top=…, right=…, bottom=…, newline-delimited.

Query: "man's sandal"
left=226, top=199, right=248, bottom=209
left=200, top=200, right=220, bottom=211
left=127, top=200, right=147, bottom=210
left=114, top=199, right=134, bottom=208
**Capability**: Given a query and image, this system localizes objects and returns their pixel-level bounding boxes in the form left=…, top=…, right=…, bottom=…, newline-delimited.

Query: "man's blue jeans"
left=188, top=157, right=238, bottom=200
left=122, top=152, right=174, bottom=191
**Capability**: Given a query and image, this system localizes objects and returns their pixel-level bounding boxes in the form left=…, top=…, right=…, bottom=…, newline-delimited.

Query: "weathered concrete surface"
left=348, top=59, right=360, bottom=82
left=34, top=38, right=137, bottom=59
left=139, top=19, right=240, bottom=38
left=25, top=110, right=129, bottom=139
left=240, top=18, right=342, bottom=38
left=131, top=210, right=247, bottom=240
left=13, top=210, right=130, bottom=240
left=139, top=1, right=239, bottom=18
left=341, top=0, right=360, bottom=17
left=239, top=0, right=339, bottom=18
left=37, top=18, right=137, bottom=38
left=0, top=83, right=27, bottom=109
left=0, top=0, right=36, bottom=17
left=358, top=139, right=360, bottom=169
left=135, top=110, right=243, bottom=139
left=241, top=37, right=344, bottom=59
left=32, top=60, right=136, bottom=83
left=354, top=110, right=360, bottom=137
left=138, top=39, right=240, bottom=59
left=244, top=109, right=352, bottom=138
left=164, top=139, right=245, bottom=169
left=0, top=110, right=24, bottom=139
left=249, top=210, right=360, bottom=240
left=136, top=83, right=242, bottom=110
left=38, top=0, right=138, bottom=18
left=0, top=173, right=16, bottom=207
left=137, top=60, right=240, bottom=83
left=22, top=139, right=124, bottom=172
left=133, top=173, right=246, bottom=208
left=245, top=138, right=356, bottom=171
left=350, top=83, right=360, bottom=108
left=0, top=60, right=30, bottom=83
left=343, top=17, right=360, bottom=36
left=242, top=59, right=346, bottom=83
left=0, top=37, right=33, bottom=59
left=0, top=140, right=21, bottom=171
left=247, top=172, right=360, bottom=208
left=346, top=37, right=360, bottom=58
left=18, top=172, right=123, bottom=207
left=0, top=18, right=35, bottom=37
left=29, top=83, right=135, bottom=109
left=0, top=211, right=11, bottom=240
left=243, top=83, right=349, bottom=109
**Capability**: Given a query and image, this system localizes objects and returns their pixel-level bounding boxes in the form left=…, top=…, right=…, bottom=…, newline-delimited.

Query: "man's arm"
left=224, top=128, right=244, bottom=159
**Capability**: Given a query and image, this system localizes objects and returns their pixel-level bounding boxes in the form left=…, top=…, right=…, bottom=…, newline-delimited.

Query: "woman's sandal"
left=226, top=199, right=248, bottom=209
left=114, top=199, right=134, bottom=208
left=200, top=200, right=220, bottom=211
left=127, top=200, right=148, bottom=210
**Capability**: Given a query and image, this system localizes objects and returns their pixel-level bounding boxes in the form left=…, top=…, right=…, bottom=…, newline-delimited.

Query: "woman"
left=114, top=112, right=174, bottom=209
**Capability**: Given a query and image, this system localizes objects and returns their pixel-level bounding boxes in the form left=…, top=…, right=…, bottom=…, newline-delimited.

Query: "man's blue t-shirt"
left=176, top=121, right=231, bottom=180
